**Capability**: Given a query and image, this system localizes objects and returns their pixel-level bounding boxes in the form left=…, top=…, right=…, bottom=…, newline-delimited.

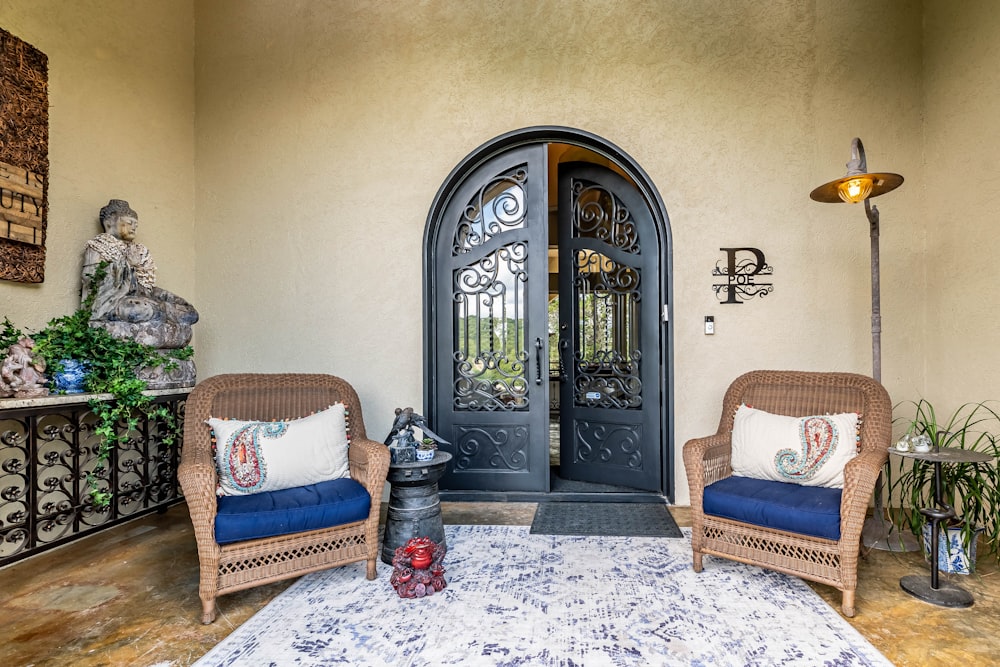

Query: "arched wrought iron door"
left=557, top=162, right=661, bottom=491
left=429, top=145, right=550, bottom=491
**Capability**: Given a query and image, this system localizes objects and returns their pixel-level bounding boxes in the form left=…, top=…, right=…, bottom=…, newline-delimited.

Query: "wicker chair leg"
left=366, top=557, right=377, bottom=580
left=841, top=590, right=856, bottom=618
left=200, top=597, right=217, bottom=624
left=692, top=551, right=703, bottom=573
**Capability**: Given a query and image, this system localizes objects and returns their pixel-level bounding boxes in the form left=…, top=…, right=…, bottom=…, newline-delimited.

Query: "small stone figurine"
left=0, top=336, right=49, bottom=398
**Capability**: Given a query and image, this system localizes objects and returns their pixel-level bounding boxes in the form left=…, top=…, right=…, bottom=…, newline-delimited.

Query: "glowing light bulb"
left=838, top=177, right=873, bottom=203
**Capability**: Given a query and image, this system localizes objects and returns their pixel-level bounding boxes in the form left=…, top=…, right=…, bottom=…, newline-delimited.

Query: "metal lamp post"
left=810, top=137, right=916, bottom=551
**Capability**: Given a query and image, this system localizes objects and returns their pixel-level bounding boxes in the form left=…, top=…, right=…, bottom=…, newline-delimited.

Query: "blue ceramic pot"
left=52, top=359, right=88, bottom=394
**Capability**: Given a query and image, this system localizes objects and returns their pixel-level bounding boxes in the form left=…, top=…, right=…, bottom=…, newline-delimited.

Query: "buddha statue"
left=81, top=199, right=198, bottom=387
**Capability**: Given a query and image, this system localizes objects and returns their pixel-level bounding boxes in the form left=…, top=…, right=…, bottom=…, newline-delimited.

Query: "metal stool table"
left=891, top=446, right=992, bottom=607
left=381, top=451, right=452, bottom=564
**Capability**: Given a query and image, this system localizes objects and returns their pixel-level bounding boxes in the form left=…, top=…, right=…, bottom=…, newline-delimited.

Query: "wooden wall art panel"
left=0, top=28, right=48, bottom=283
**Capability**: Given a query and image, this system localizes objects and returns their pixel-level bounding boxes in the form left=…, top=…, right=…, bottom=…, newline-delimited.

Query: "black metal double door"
left=432, top=146, right=661, bottom=493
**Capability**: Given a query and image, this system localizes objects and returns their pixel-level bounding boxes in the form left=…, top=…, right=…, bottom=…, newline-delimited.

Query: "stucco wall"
left=0, top=1, right=196, bottom=333
left=192, top=0, right=925, bottom=502
left=922, top=1, right=1000, bottom=408
left=6, top=1, right=994, bottom=504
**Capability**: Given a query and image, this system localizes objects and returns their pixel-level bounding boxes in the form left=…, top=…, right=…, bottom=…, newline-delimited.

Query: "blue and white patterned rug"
left=195, top=525, right=891, bottom=666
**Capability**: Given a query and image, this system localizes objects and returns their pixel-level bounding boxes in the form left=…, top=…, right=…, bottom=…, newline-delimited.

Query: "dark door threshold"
left=439, top=467, right=667, bottom=504
left=439, top=490, right=667, bottom=504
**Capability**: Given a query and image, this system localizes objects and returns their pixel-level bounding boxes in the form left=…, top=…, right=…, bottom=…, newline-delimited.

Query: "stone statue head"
left=99, top=199, right=139, bottom=241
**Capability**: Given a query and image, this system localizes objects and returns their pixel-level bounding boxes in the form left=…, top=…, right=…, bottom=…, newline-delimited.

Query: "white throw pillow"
left=209, top=403, right=351, bottom=496
left=730, top=404, right=860, bottom=489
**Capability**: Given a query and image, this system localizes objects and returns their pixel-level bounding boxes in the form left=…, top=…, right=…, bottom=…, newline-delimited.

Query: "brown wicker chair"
left=178, top=373, right=390, bottom=624
left=683, top=370, right=891, bottom=617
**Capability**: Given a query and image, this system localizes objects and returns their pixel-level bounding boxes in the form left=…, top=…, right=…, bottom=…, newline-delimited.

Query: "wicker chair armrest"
left=178, top=459, right=221, bottom=546
left=683, top=434, right=733, bottom=510
left=838, top=448, right=889, bottom=545
left=349, top=436, right=391, bottom=500
left=841, top=448, right=888, bottom=513
left=683, top=434, right=733, bottom=482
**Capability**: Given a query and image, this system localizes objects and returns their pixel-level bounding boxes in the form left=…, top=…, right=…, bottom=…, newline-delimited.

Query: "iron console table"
left=0, top=389, right=187, bottom=567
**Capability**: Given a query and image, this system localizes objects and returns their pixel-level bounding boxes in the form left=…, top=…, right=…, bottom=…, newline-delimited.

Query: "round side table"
left=890, top=446, right=992, bottom=608
left=381, top=450, right=452, bottom=564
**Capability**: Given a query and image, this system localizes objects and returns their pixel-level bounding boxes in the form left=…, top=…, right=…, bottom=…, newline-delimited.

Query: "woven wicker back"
left=717, top=370, right=892, bottom=455
left=183, top=373, right=370, bottom=466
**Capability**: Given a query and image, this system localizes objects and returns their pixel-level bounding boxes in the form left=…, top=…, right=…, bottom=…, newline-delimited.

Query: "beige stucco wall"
left=0, top=1, right=196, bottom=333
left=922, top=1, right=1000, bottom=408
left=191, top=0, right=926, bottom=502
left=6, top=1, right=997, bottom=504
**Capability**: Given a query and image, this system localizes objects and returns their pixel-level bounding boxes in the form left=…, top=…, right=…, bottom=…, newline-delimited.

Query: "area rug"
left=530, top=501, right=683, bottom=538
left=194, top=526, right=891, bottom=667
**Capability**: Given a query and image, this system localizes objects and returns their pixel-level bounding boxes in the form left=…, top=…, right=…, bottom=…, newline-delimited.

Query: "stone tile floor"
left=1, top=502, right=997, bottom=666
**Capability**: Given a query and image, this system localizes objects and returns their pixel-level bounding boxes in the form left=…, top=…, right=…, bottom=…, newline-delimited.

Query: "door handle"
left=535, top=337, right=543, bottom=385
left=558, top=339, right=568, bottom=382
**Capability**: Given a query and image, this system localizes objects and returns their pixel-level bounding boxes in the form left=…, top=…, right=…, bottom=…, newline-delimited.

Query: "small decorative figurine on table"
left=390, top=536, right=446, bottom=599
left=0, top=337, right=48, bottom=398
left=384, top=407, right=449, bottom=447
left=385, top=407, right=449, bottom=465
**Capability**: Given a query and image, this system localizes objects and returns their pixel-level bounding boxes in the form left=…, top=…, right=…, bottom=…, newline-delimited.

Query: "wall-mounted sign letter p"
left=712, top=247, right=774, bottom=304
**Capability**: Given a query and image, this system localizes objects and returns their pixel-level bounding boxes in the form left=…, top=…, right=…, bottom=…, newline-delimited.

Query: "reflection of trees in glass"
left=453, top=242, right=528, bottom=410
left=455, top=314, right=527, bottom=409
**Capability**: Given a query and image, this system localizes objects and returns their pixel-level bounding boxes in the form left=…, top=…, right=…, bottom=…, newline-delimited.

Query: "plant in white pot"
left=888, top=399, right=1000, bottom=573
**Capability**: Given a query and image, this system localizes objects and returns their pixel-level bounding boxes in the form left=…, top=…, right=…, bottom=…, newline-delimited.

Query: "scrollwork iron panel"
left=453, top=242, right=530, bottom=411
left=572, top=248, right=642, bottom=410
left=0, top=392, right=185, bottom=567
left=452, top=424, right=529, bottom=472
left=433, top=143, right=549, bottom=492
left=573, top=419, right=644, bottom=470
left=571, top=179, right=640, bottom=254
left=453, top=168, right=528, bottom=254
left=557, top=161, right=662, bottom=492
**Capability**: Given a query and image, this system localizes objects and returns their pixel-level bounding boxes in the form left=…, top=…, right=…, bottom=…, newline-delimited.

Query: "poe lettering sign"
left=0, top=28, right=49, bottom=283
left=712, top=247, right=774, bottom=304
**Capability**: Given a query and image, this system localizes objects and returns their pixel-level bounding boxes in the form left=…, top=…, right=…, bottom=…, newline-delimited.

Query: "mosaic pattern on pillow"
left=209, top=403, right=350, bottom=496
left=731, top=404, right=860, bottom=488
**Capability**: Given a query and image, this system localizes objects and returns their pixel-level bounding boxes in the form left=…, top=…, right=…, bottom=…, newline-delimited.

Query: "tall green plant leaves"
left=888, top=399, right=1000, bottom=565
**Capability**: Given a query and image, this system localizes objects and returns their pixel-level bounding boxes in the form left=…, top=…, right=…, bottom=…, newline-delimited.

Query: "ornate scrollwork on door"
left=452, top=424, right=529, bottom=471
left=573, top=420, right=643, bottom=469
left=571, top=178, right=639, bottom=254
left=572, top=249, right=642, bottom=409
left=453, top=168, right=527, bottom=254
left=453, top=241, right=530, bottom=411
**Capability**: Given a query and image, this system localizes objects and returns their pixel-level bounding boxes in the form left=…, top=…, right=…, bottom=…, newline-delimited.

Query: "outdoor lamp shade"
left=810, top=137, right=903, bottom=204
left=809, top=171, right=904, bottom=203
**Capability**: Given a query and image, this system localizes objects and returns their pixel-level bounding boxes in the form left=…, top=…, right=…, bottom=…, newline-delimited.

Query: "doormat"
left=194, top=525, right=891, bottom=666
left=530, top=501, right=682, bottom=537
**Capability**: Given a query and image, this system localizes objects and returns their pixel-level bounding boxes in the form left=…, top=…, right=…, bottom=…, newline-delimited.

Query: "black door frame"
left=423, top=126, right=675, bottom=502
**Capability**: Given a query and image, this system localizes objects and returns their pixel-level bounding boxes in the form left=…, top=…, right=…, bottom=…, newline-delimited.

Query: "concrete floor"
left=1, top=502, right=998, bottom=666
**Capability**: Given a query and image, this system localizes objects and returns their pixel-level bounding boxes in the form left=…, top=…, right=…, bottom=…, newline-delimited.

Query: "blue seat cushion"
left=702, top=475, right=842, bottom=541
left=215, top=477, right=371, bottom=545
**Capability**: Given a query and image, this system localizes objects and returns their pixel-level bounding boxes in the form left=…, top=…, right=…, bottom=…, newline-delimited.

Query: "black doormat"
left=529, top=502, right=683, bottom=538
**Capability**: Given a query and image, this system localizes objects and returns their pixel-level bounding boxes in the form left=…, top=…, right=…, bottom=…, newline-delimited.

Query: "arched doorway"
left=423, top=127, right=674, bottom=501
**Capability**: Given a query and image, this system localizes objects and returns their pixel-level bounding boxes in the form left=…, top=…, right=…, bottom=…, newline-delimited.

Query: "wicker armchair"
left=178, top=373, right=390, bottom=624
left=683, top=370, right=891, bottom=617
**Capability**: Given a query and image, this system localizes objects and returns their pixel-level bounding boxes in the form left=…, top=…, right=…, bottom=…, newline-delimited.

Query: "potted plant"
left=887, top=399, right=1000, bottom=573
left=1, top=265, right=192, bottom=506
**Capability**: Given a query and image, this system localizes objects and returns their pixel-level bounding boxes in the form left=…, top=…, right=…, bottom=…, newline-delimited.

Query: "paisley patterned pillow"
left=208, top=403, right=351, bottom=496
left=730, top=404, right=860, bottom=489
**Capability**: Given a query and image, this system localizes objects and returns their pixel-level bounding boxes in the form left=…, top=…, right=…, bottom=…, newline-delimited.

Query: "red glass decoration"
left=390, top=536, right=446, bottom=599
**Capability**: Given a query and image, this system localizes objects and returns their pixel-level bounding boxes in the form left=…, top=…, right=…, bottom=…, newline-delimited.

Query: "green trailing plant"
left=887, top=399, right=1000, bottom=566
left=7, top=262, right=192, bottom=507
left=1, top=316, right=23, bottom=352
